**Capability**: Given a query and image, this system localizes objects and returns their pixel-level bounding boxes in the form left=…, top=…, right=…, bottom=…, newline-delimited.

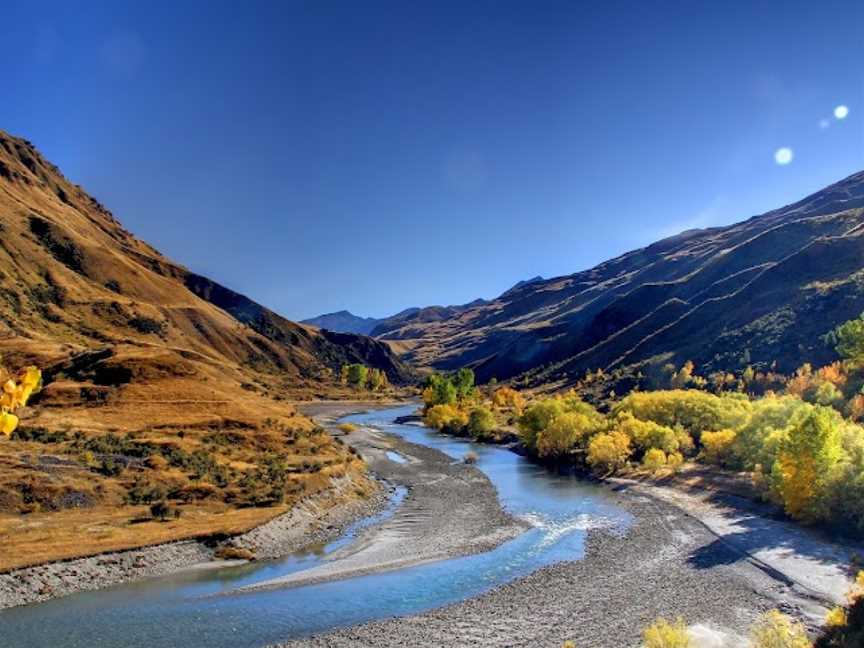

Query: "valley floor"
left=274, top=409, right=861, bottom=648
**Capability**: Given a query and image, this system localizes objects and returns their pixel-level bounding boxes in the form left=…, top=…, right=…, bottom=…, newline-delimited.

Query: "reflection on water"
left=0, top=405, right=630, bottom=648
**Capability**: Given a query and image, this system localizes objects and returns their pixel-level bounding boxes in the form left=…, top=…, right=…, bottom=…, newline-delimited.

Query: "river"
left=0, top=404, right=630, bottom=647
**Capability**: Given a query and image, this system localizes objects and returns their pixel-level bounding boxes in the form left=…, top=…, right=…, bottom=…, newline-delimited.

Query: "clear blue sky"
left=3, top=1, right=863, bottom=320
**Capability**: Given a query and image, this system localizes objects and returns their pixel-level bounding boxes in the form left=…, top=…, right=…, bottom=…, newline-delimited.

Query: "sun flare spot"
left=774, top=147, right=793, bottom=166
left=834, top=105, right=849, bottom=120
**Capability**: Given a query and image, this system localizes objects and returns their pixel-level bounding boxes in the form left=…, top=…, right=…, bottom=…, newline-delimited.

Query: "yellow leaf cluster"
left=749, top=610, right=811, bottom=648
left=0, top=365, right=41, bottom=437
left=642, top=617, right=693, bottom=648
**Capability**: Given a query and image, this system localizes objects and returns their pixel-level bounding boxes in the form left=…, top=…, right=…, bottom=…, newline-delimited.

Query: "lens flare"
left=834, top=105, right=849, bottom=120
left=774, top=147, right=793, bottom=165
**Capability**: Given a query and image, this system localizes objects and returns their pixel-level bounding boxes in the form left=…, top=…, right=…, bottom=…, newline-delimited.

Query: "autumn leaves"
left=0, top=365, right=41, bottom=437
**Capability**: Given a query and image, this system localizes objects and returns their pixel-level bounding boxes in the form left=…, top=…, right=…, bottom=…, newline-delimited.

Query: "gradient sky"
left=3, top=1, right=863, bottom=320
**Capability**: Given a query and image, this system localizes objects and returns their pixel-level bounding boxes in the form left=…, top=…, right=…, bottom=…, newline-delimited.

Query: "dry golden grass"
left=0, top=337, right=380, bottom=571
left=0, top=502, right=287, bottom=571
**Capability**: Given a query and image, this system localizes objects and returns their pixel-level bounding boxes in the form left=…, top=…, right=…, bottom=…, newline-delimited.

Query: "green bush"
left=467, top=407, right=496, bottom=439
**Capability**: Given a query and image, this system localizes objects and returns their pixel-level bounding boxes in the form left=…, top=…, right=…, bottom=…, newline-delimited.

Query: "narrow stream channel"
left=0, top=404, right=630, bottom=647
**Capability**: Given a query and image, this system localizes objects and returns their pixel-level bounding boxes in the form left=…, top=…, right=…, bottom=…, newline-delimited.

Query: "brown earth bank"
left=0, top=401, right=400, bottom=609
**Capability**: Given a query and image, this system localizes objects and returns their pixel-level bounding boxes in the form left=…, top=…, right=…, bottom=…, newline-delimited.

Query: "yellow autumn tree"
left=0, top=364, right=42, bottom=437
left=491, top=386, right=526, bottom=415
left=770, top=407, right=843, bottom=520
left=586, top=429, right=631, bottom=475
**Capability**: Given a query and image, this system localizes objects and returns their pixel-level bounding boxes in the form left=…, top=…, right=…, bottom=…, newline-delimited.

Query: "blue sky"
left=3, top=1, right=863, bottom=320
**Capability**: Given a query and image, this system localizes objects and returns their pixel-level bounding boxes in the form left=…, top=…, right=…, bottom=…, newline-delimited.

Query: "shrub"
left=467, top=407, right=496, bottom=439
left=701, top=429, right=738, bottom=467
left=337, top=423, right=357, bottom=434
left=614, top=412, right=680, bottom=454
left=11, top=426, right=68, bottom=443
left=125, top=478, right=165, bottom=504
left=587, top=430, right=631, bottom=475
left=422, top=373, right=459, bottom=407
left=491, top=386, right=525, bottom=414
left=536, top=411, right=603, bottom=458
left=642, top=448, right=668, bottom=472
left=0, top=365, right=42, bottom=437
left=732, top=395, right=813, bottom=472
left=613, top=389, right=750, bottom=443
left=149, top=500, right=176, bottom=521
left=97, top=456, right=124, bottom=476
left=666, top=451, right=684, bottom=470
left=128, top=316, right=165, bottom=336
left=815, top=571, right=864, bottom=648
left=425, top=404, right=468, bottom=433
left=750, top=610, right=810, bottom=648
left=642, top=617, right=693, bottom=648
left=835, top=313, right=864, bottom=362
left=518, top=399, right=565, bottom=450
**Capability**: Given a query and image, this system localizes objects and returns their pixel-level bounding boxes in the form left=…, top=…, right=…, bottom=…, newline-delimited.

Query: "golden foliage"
left=642, top=617, right=693, bottom=648
left=750, top=610, right=811, bottom=648
left=701, top=429, right=737, bottom=466
left=491, top=386, right=525, bottom=414
left=770, top=408, right=843, bottom=520
left=424, top=403, right=468, bottom=432
left=0, top=364, right=42, bottom=437
left=586, top=429, right=631, bottom=475
left=642, top=448, right=668, bottom=472
left=825, top=606, right=848, bottom=628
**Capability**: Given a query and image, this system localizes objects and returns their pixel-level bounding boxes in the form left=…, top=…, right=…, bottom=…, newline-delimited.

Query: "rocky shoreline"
left=237, top=412, right=528, bottom=594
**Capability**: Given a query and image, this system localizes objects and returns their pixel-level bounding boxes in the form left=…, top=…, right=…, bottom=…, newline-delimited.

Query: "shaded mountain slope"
left=377, top=171, right=864, bottom=385
left=0, top=129, right=409, bottom=386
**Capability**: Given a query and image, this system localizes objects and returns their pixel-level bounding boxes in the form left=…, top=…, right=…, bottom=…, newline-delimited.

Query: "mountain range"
left=312, top=172, right=864, bottom=388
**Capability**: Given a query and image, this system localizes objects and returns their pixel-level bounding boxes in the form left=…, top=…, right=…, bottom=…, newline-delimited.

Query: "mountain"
left=377, top=170, right=864, bottom=387
left=301, top=310, right=383, bottom=335
left=302, top=299, right=488, bottom=339
left=0, top=129, right=409, bottom=567
left=0, top=129, right=409, bottom=387
left=502, top=275, right=544, bottom=296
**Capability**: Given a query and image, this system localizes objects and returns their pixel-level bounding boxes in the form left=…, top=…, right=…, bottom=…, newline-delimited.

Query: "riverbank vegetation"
left=422, top=313, right=864, bottom=537
left=339, top=363, right=390, bottom=392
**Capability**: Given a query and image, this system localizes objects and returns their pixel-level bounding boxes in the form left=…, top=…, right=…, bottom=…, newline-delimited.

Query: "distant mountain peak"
left=503, top=275, right=544, bottom=295
left=301, top=310, right=382, bottom=335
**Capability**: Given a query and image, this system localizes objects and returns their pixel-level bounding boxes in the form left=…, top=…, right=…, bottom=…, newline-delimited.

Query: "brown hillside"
left=0, top=129, right=406, bottom=568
